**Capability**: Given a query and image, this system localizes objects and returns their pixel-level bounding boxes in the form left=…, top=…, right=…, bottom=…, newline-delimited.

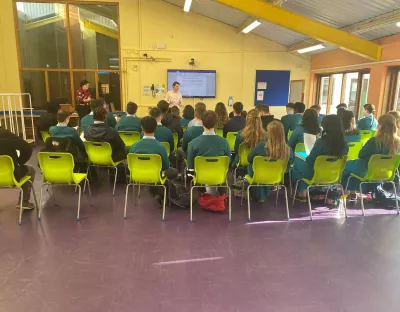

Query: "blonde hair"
left=375, top=114, right=400, bottom=155
left=241, top=109, right=266, bottom=149
left=266, top=121, right=290, bottom=160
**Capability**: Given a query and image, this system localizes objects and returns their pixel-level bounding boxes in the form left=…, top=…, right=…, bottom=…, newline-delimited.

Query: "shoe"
left=16, top=201, right=35, bottom=210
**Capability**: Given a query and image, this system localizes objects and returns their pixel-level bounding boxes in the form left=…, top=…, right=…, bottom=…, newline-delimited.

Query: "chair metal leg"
left=345, top=176, right=352, bottom=194
left=247, top=185, right=251, bottom=221
left=76, top=184, right=82, bottom=221
left=307, top=186, right=313, bottom=221
left=138, top=184, right=141, bottom=198
left=38, top=184, right=45, bottom=220
left=282, top=185, right=290, bottom=221
left=391, top=181, right=399, bottom=215
left=240, top=178, right=245, bottom=207
left=133, top=184, right=137, bottom=206
left=85, top=178, right=92, bottom=204
left=338, top=184, right=347, bottom=218
left=324, top=184, right=330, bottom=205
left=18, top=188, right=24, bottom=225
left=227, top=185, right=232, bottom=222
left=112, top=167, right=118, bottom=196
left=360, top=181, right=365, bottom=216
left=124, top=163, right=129, bottom=184
left=123, top=184, right=131, bottom=219
left=27, top=180, right=39, bottom=213
left=233, top=168, right=237, bottom=185
left=190, top=186, right=194, bottom=222
left=275, top=185, right=279, bottom=207
left=288, top=170, right=293, bottom=196
left=292, top=180, right=299, bottom=207
left=162, top=185, right=167, bottom=221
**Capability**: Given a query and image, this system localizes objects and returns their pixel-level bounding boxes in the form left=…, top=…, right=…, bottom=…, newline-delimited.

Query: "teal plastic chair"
left=173, top=133, right=178, bottom=152
left=360, top=130, right=375, bottom=145
left=161, top=142, right=171, bottom=157
left=347, top=142, right=363, bottom=161
left=37, top=152, right=91, bottom=221
left=0, top=156, right=39, bottom=225
left=345, top=154, right=400, bottom=216
left=190, top=156, right=231, bottom=222
left=226, top=132, right=238, bottom=152
left=84, top=141, right=126, bottom=195
left=242, top=157, right=290, bottom=221
left=292, top=155, right=348, bottom=220
left=124, top=154, right=168, bottom=221
left=233, top=143, right=250, bottom=184
left=118, top=131, right=140, bottom=147
left=41, top=131, right=51, bottom=142
left=215, top=128, right=223, bottom=137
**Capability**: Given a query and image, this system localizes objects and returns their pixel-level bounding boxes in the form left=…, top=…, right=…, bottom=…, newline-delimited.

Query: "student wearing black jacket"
left=223, top=102, right=246, bottom=137
left=256, top=104, right=280, bottom=129
left=84, top=106, right=126, bottom=163
left=0, top=127, right=36, bottom=209
left=36, top=100, right=60, bottom=140
left=157, top=100, right=183, bottom=141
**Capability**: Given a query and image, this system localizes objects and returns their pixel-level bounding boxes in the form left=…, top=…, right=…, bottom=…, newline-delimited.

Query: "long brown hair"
left=215, top=102, right=228, bottom=128
left=375, top=114, right=400, bottom=155
left=266, top=121, right=290, bottom=160
left=241, top=109, right=266, bottom=149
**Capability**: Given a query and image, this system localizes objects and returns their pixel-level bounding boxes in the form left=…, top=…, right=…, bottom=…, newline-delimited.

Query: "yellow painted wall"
left=0, top=0, right=310, bottom=118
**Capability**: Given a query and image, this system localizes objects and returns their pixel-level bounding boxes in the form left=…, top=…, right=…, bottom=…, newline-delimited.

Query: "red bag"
left=198, top=193, right=228, bottom=212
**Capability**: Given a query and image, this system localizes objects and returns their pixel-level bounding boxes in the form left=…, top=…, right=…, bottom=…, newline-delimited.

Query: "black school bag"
left=42, top=137, right=88, bottom=171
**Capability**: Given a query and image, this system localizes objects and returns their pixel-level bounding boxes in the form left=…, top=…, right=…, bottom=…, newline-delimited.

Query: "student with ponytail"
left=342, top=114, right=400, bottom=196
left=357, top=104, right=378, bottom=130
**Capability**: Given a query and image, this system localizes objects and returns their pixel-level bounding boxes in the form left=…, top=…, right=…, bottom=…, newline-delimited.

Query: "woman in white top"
left=165, top=81, right=183, bottom=108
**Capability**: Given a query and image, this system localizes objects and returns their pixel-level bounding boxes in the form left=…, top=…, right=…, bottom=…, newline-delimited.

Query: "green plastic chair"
left=190, top=156, right=231, bottom=222
left=295, top=143, right=306, bottom=153
left=118, top=131, right=140, bottom=147
left=0, top=156, right=39, bottom=225
left=41, top=131, right=51, bottom=142
left=242, top=157, right=290, bottom=221
left=124, top=154, right=168, bottom=221
left=173, top=132, right=178, bottom=152
left=345, top=154, right=400, bottom=216
left=161, top=142, right=171, bottom=157
left=182, top=126, right=187, bottom=132
left=287, top=130, right=293, bottom=140
left=226, top=132, right=238, bottom=152
left=347, top=142, right=363, bottom=161
left=84, top=141, right=125, bottom=195
left=215, top=128, right=223, bottom=137
left=360, top=130, right=375, bottom=144
left=37, top=152, right=91, bottom=221
left=233, top=143, right=250, bottom=184
left=292, top=155, right=348, bottom=220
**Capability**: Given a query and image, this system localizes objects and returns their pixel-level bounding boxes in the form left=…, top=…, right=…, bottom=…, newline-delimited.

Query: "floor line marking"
left=153, top=257, right=223, bottom=266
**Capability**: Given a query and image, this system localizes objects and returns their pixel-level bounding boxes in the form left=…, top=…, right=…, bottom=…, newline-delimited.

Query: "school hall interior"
left=1, top=0, right=400, bottom=311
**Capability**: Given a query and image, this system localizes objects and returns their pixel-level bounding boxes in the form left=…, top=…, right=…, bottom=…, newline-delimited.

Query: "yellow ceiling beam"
left=215, top=0, right=382, bottom=60
left=82, top=19, right=118, bottom=40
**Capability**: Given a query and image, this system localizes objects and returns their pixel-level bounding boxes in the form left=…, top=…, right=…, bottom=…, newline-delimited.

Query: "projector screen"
left=167, top=70, right=216, bottom=98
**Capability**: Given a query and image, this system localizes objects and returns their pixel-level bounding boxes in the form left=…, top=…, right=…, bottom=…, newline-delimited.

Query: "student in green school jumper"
left=310, top=104, right=325, bottom=126
left=129, top=116, right=178, bottom=203
left=116, top=102, right=141, bottom=132
left=288, top=108, right=321, bottom=151
left=247, top=121, right=293, bottom=202
left=289, top=102, right=306, bottom=132
left=280, top=102, right=295, bottom=138
left=187, top=110, right=231, bottom=170
left=340, top=110, right=361, bottom=143
left=357, top=104, right=378, bottom=131
left=80, top=98, right=117, bottom=132
left=292, top=115, right=348, bottom=201
left=232, top=109, right=267, bottom=168
left=147, top=107, right=175, bottom=155
left=49, top=109, right=86, bottom=155
left=342, top=114, right=400, bottom=200
left=180, top=105, right=194, bottom=127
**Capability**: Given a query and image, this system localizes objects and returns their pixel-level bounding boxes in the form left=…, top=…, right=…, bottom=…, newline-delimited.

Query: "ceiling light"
left=242, top=20, right=261, bottom=34
left=396, top=22, right=400, bottom=27
left=297, top=44, right=325, bottom=54
left=184, top=0, right=193, bottom=12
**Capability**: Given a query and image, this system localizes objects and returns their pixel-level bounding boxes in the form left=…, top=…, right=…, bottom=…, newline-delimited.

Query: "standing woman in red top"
left=75, top=80, right=92, bottom=120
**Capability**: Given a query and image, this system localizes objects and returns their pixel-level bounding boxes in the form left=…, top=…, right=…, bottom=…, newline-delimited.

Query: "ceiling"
left=163, top=0, right=400, bottom=54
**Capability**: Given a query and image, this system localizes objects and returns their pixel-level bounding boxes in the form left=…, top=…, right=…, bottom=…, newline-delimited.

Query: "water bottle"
left=228, top=96, right=233, bottom=106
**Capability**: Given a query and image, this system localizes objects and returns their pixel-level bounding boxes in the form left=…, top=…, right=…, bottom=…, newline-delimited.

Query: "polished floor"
left=1, top=152, right=400, bottom=312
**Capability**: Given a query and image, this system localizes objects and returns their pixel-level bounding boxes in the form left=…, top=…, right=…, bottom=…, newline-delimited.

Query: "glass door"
left=318, top=77, right=330, bottom=114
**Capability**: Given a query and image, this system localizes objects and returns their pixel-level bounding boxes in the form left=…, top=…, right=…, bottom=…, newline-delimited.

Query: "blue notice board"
left=254, top=70, right=290, bottom=106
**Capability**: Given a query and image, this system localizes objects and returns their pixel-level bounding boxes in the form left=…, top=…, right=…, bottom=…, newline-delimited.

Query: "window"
left=315, top=70, right=369, bottom=118
left=395, top=74, right=400, bottom=111
left=15, top=2, right=121, bottom=110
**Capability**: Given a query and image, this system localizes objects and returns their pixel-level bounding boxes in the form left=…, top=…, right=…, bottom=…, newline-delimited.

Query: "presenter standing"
left=75, top=80, right=92, bottom=120
left=165, top=81, right=183, bottom=108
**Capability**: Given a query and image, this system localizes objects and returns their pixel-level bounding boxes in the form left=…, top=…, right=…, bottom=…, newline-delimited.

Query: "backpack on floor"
left=167, top=179, right=192, bottom=209
left=231, top=177, right=248, bottom=199
left=373, top=185, right=400, bottom=209
left=198, top=193, right=228, bottom=212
